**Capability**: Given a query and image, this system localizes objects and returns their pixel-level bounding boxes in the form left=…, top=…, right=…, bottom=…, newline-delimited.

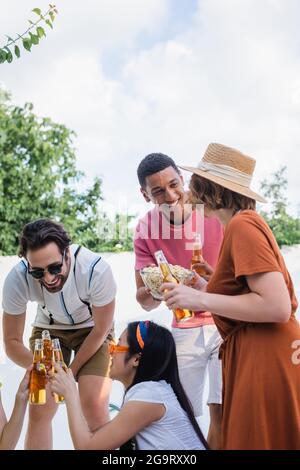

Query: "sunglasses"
left=28, top=250, right=66, bottom=280
left=108, top=343, right=129, bottom=355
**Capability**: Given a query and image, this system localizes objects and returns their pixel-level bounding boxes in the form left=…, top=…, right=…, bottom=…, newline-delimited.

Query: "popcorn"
left=140, top=265, right=194, bottom=300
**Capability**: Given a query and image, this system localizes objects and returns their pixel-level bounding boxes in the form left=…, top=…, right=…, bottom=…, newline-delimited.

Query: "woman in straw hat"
left=161, top=143, right=300, bottom=450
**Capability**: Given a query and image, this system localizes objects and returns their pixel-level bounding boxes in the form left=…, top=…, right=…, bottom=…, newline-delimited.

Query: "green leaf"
left=36, top=27, right=46, bottom=38
left=0, top=49, right=7, bottom=64
left=45, top=19, right=53, bottom=29
left=22, top=38, right=32, bottom=52
left=32, top=8, right=42, bottom=16
left=5, top=47, right=13, bottom=63
left=29, top=32, right=39, bottom=45
left=49, top=11, right=55, bottom=22
left=14, top=45, right=20, bottom=58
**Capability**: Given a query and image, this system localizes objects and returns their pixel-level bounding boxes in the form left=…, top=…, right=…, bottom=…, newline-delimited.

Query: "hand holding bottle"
left=155, top=250, right=194, bottom=322
left=160, top=282, right=204, bottom=312
left=184, top=270, right=208, bottom=291
left=51, top=338, right=68, bottom=403
left=191, top=260, right=214, bottom=282
left=16, top=366, right=32, bottom=404
left=190, top=233, right=214, bottom=281
left=50, top=364, right=76, bottom=400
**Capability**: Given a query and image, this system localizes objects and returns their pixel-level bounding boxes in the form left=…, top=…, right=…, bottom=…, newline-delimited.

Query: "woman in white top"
left=50, top=320, right=208, bottom=450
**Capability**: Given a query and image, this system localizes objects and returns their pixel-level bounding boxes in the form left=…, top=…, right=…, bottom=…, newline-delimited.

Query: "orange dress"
left=207, top=210, right=300, bottom=449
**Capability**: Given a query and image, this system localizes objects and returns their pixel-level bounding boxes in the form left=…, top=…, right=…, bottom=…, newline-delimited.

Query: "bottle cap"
left=42, top=330, right=51, bottom=340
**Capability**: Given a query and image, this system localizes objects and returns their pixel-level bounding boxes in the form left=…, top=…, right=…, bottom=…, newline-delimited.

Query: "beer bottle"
left=42, top=330, right=53, bottom=374
left=154, top=250, right=194, bottom=322
left=191, top=233, right=206, bottom=277
left=51, top=338, right=67, bottom=404
left=29, top=339, right=46, bottom=405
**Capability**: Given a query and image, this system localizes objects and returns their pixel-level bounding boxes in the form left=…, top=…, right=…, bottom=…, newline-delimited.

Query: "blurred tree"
left=96, top=212, right=135, bottom=252
left=259, top=167, right=300, bottom=247
left=0, top=90, right=134, bottom=254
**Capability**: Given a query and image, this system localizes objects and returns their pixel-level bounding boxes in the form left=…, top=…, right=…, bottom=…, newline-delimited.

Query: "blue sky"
left=1, top=0, right=300, bottom=219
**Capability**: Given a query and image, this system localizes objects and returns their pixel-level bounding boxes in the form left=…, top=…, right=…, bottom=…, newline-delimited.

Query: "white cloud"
left=1, top=0, right=300, bottom=216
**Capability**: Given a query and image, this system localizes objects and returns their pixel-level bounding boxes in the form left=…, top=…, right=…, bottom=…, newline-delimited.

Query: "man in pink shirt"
left=134, top=153, right=223, bottom=449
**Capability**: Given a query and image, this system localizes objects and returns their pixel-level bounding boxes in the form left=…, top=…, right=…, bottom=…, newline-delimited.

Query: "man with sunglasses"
left=2, top=218, right=116, bottom=449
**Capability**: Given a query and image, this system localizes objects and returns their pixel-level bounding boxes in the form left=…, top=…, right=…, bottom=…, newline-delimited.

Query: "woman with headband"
left=161, top=143, right=300, bottom=450
left=50, top=320, right=208, bottom=450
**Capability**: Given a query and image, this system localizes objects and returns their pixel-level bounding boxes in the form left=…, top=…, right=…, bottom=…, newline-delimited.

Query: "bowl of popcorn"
left=140, top=265, right=194, bottom=300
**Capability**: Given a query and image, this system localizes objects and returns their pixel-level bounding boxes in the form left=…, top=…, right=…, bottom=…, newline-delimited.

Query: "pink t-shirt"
left=134, top=207, right=224, bottom=329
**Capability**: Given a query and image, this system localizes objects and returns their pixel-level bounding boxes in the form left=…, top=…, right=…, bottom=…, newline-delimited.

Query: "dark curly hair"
left=19, top=218, right=71, bottom=258
left=137, top=153, right=180, bottom=188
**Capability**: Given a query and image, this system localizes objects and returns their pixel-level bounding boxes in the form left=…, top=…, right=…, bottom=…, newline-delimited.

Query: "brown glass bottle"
left=42, top=330, right=53, bottom=375
left=29, top=339, right=46, bottom=405
left=52, top=338, right=67, bottom=404
left=191, top=233, right=206, bottom=276
left=154, top=250, right=194, bottom=322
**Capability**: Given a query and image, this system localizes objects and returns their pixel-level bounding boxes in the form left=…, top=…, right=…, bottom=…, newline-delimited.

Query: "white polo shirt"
left=2, top=244, right=117, bottom=329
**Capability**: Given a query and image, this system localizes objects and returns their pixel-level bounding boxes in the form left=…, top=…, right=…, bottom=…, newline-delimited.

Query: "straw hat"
left=179, top=143, right=266, bottom=203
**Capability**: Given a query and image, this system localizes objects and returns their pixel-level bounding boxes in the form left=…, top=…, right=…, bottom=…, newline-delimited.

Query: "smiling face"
left=141, top=166, right=187, bottom=224
left=26, top=242, right=71, bottom=293
left=109, top=329, right=140, bottom=388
